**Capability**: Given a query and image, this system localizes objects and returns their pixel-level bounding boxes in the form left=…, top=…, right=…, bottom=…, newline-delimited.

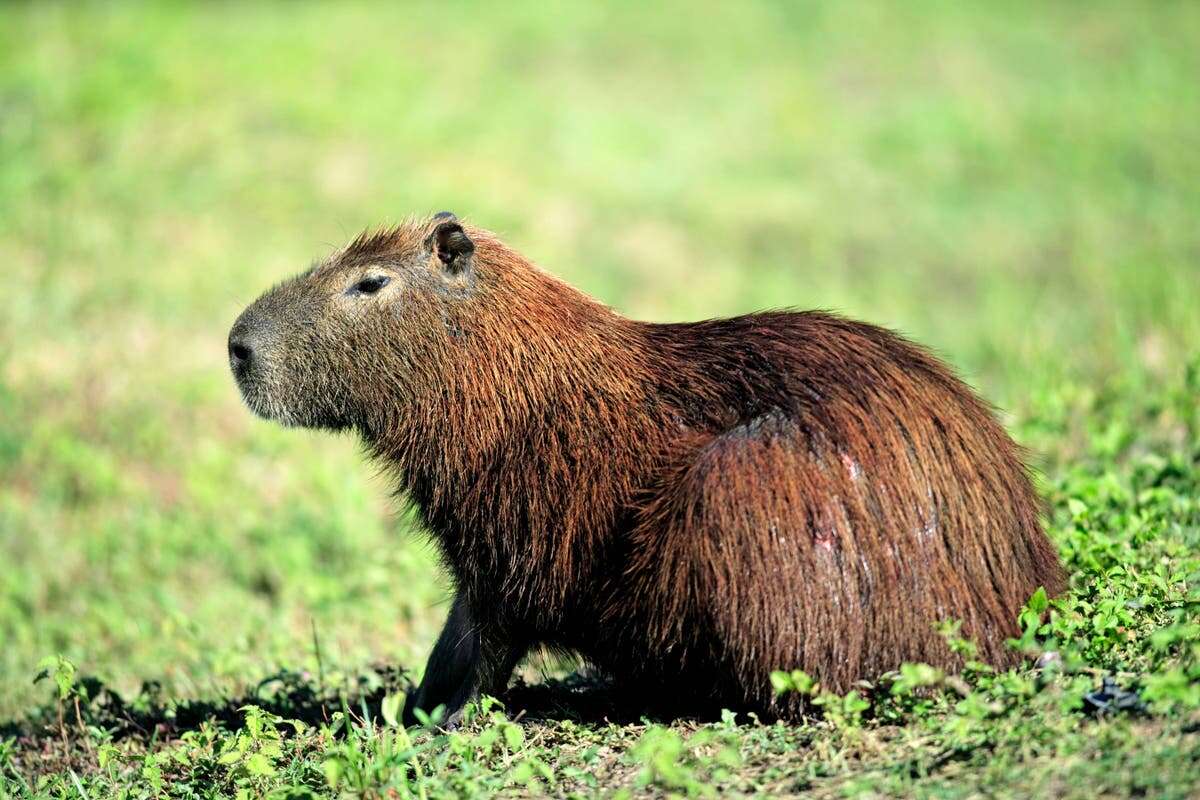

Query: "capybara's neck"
left=363, top=249, right=672, bottom=610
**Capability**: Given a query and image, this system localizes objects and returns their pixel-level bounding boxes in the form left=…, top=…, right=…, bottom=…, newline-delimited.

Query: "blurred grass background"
left=0, top=0, right=1197, bottom=717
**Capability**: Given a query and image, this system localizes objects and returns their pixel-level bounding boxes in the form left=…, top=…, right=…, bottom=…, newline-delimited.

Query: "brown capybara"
left=228, top=213, right=1066, bottom=725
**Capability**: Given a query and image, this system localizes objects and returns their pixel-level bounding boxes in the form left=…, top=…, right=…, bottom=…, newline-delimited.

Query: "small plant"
left=626, top=724, right=742, bottom=797
left=769, top=668, right=816, bottom=697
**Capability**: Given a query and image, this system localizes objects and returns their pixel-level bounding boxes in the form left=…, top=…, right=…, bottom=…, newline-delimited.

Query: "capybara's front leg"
left=402, top=591, right=522, bottom=728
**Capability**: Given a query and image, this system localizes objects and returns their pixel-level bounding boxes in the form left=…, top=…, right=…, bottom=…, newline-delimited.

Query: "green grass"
left=1, top=1, right=1198, bottom=796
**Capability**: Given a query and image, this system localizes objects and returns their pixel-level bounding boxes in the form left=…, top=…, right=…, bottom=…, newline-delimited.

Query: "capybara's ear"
left=428, top=217, right=474, bottom=274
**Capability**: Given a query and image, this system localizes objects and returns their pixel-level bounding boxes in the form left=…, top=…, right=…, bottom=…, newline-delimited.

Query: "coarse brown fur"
left=228, top=213, right=1067, bottom=724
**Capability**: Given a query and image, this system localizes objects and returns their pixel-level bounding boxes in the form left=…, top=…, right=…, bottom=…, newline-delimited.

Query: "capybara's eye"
left=352, top=275, right=390, bottom=295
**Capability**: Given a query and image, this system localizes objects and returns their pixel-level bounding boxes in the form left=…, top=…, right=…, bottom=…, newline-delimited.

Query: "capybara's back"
left=228, top=215, right=1067, bottom=724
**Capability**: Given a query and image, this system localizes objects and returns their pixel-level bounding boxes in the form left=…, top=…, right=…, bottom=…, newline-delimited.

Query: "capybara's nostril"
left=229, top=339, right=252, bottom=368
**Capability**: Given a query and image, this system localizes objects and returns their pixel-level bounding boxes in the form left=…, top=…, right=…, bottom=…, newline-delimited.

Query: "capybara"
left=228, top=213, right=1066, bottom=725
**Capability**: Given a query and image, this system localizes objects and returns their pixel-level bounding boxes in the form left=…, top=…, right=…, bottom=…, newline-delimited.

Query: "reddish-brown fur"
left=229, top=215, right=1067, bottom=723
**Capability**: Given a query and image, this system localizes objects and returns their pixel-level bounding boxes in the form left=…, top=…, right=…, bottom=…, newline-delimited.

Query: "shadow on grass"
left=0, top=666, right=401, bottom=779
left=1, top=664, right=720, bottom=779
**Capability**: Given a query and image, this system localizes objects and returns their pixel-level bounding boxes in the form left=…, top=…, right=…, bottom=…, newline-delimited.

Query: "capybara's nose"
left=228, top=337, right=252, bottom=367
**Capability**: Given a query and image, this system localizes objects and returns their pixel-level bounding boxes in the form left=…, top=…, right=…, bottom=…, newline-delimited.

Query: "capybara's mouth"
left=228, top=358, right=288, bottom=425
left=231, top=368, right=351, bottom=432
left=230, top=372, right=278, bottom=423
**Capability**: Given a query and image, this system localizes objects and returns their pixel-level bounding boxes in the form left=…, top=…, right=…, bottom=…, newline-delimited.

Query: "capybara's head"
left=228, top=212, right=480, bottom=431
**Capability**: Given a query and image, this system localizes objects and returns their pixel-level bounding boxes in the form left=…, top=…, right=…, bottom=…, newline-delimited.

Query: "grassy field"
left=2, top=1, right=1198, bottom=796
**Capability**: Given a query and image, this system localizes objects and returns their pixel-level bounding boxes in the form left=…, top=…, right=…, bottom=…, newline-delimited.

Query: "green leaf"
left=769, top=669, right=815, bottom=696
left=244, top=752, right=276, bottom=777
left=503, top=722, right=524, bottom=750
left=322, top=757, right=344, bottom=789
left=1027, top=586, right=1049, bottom=615
left=381, top=692, right=403, bottom=728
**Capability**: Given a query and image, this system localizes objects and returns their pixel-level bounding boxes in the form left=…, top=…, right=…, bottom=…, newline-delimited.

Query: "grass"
left=1, top=0, right=1198, bottom=796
